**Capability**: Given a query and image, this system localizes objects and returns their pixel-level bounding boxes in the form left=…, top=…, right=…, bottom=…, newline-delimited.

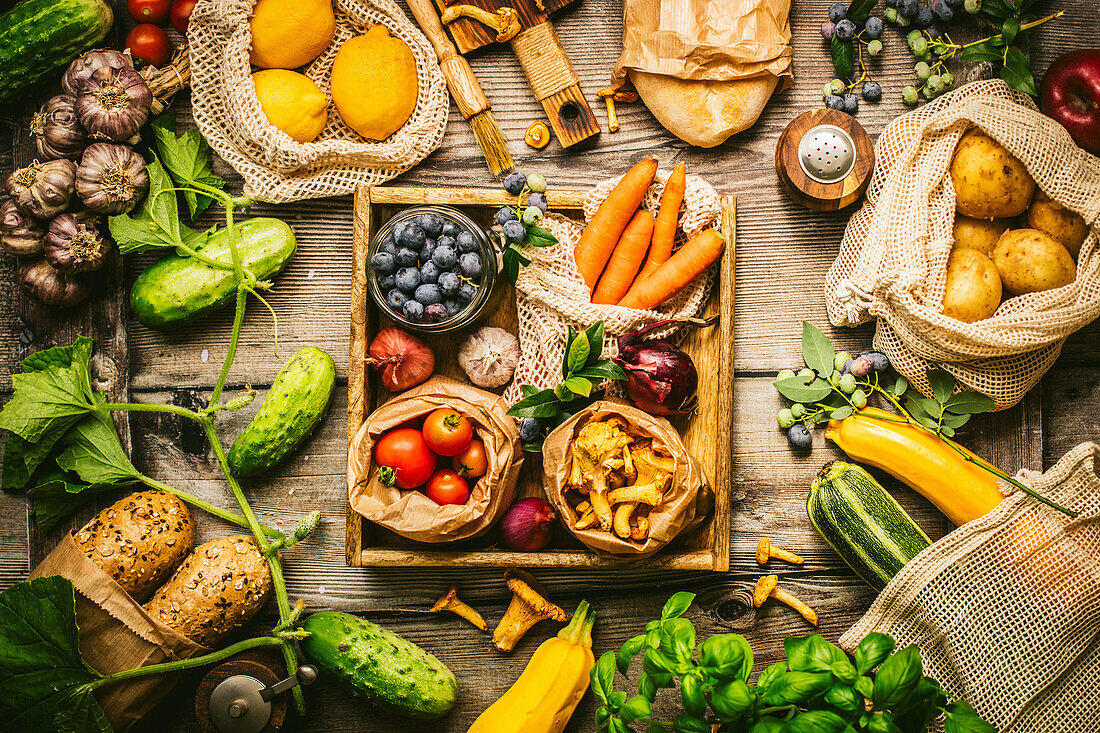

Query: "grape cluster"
left=820, top=2, right=887, bottom=115
left=883, top=0, right=977, bottom=104
left=370, top=210, right=484, bottom=324
left=496, top=171, right=555, bottom=283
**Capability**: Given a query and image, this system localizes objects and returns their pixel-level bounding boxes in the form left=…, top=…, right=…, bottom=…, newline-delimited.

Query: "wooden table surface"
left=1, top=1, right=1098, bottom=731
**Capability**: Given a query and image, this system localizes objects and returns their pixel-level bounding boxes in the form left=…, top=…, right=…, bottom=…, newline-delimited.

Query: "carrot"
left=618, top=228, right=725, bottom=311
left=622, top=162, right=686, bottom=303
left=591, top=210, right=654, bottom=305
left=574, top=156, right=659, bottom=289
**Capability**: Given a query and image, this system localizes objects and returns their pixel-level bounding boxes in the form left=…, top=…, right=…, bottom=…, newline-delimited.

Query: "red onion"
left=501, top=498, right=556, bottom=551
left=367, top=326, right=435, bottom=392
left=614, top=320, right=699, bottom=416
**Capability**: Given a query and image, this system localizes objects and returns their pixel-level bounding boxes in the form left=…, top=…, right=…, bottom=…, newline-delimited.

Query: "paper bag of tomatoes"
left=542, top=402, right=713, bottom=558
left=348, top=376, right=523, bottom=542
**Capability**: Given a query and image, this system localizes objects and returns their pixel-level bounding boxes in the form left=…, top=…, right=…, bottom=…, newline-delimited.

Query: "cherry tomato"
left=425, top=469, right=469, bottom=506
left=127, top=0, right=170, bottom=23
left=126, top=24, right=171, bottom=67
left=422, top=408, right=473, bottom=457
left=452, top=439, right=488, bottom=478
left=170, top=0, right=198, bottom=35
left=373, top=428, right=436, bottom=489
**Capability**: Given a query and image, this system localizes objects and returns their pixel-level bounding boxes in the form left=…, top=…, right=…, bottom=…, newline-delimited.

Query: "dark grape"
left=458, top=252, right=482, bottom=279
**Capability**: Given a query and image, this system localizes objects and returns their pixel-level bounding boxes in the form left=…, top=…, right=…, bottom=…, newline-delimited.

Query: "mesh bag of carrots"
left=505, top=158, right=725, bottom=403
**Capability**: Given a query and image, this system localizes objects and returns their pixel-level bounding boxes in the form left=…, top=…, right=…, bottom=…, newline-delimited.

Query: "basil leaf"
left=680, top=674, right=706, bottom=716
left=803, top=322, right=836, bottom=377
left=762, top=671, right=832, bottom=705
left=749, top=719, right=786, bottom=733
left=567, top=334, right=592, bottom=374
left=638, top=672, right=658, bottom=701
left=149, top=114, right=226, bottom=219
left=774, top=376, right=833, bottom=403
left=617, top=635, right=646, bottom=675
left=608, top=717, right=631, bottom=733
left=700, top=633, right=752, bottom=681
left=928, top=369, right=955, bottom=403
left=855, top=675, right=874, bottom=699
left=945, top=391, right=997, bottom=415
left=755, top=661, right=788, bottom=695
left=784, top=634, right=846, bottom=673
left=785, top=710, right=848, bottom=733
left=853, top=632, right=895, bottom=674
left=869, top=714, right=903, bottom=733
left=661, top=591, right=695, bottom=620
left=943, top=700, right=996, bottom=733
left=872, top=645, right=923, bottom=709
left=710, top=678, right=753, bottom=722
left=824, top=684, right=862, bottom=712
left=658, top=617, right=695, bottom=665
left=620, top=693, right=651, bottom=723
left=830, top=35, right=854, bottom=80
left=584, top=321, right=606, bottom=365
left=1001, top=46, right=1038, bottom=96
left=672, top=713, right=710, bottom=733
left=591, top=651, right=616, bottom=705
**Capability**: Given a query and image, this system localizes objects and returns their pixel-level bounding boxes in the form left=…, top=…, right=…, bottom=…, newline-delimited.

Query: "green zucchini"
left=301, top=611, right=458, bottom=720
left=130, top=217, right=296, bottom=330
left=0, top=0, right=113, bottom=102
left=807, top=461, right=932, bottom=590
left=227, top=346, right=335, bottom=477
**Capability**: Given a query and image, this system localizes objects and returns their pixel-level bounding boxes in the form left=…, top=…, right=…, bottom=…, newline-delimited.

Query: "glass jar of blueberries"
left=367, top=206, right=499, bottom=332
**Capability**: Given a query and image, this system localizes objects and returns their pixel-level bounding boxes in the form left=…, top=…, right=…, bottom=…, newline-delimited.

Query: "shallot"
left=500, top=498, right=556, bottom=551
left=367, top=326, right=435, bottom=392
left=614, top=320, right=700, bottom=416
left=458, top=327, right=520, bottom=388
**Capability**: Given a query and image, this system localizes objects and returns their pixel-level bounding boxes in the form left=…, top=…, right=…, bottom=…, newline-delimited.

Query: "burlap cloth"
left=840, top=442, right=1100, bottom=731
left=188, top=0, right=449, bottom=203
left=825, top=79, right=1100, bottom=408
left=504, top=167, right=721, bottom=404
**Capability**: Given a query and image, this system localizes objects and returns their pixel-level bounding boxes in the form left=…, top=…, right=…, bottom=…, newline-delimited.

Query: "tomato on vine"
left=126, top=24, right=171, bottom=67
left=422, top=408, right=473, bottom=457
left=374, top=428, right=436, bottom=489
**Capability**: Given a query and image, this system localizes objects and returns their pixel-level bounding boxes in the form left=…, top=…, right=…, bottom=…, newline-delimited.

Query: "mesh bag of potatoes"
left=825, top=79, right=1100, bottom=408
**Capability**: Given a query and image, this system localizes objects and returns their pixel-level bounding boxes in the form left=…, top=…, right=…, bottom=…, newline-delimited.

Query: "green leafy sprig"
left=593, top=592, right=995, bottom=733
left=507, top=321, right=626, bottom=451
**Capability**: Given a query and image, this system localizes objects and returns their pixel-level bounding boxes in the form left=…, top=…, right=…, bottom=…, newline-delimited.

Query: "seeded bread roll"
left=145, top=535, right=273, bottom=647
left=76, top=490, right=194, bottom=601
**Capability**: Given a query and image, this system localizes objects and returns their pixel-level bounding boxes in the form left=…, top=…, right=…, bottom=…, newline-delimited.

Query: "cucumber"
left=130, top=217, right=297, bottom=330
left=807, top=461, right=933, bottom=590
left=0, top=0, right=113, bottom=102
left=301, top=611, right=458, bottom=720
left=227, top=346, right=335, bottom=477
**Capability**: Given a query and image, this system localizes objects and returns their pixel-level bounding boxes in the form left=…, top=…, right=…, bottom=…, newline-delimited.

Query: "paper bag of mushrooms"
left=542, top=402, right=712, bottom=557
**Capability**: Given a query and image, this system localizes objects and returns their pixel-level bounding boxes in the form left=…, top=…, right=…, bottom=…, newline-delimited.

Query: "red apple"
left=1041, top=49, right=1100, bottom=155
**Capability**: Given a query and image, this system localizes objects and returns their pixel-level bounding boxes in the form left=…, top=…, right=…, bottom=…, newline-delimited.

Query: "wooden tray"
left=346, top=185, right=735, bottom=570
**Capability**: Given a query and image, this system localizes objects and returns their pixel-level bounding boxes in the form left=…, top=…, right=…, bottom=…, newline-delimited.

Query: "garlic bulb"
left=31, top=94, right=87, bottom=161
left=76, top=143, right=150, bottom=215
left=0, top=199, right=46, bottom=256
left=18, top=259, right=90, bottom=307
left=44, top=213, right=111, bottom=274
left=458, top=327, right=521, bottom=388
left=4, top=159, right=77, bottom=220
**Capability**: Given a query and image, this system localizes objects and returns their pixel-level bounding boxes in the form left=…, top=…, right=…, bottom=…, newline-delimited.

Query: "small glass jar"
left=367, top=205, right=500, bottom=333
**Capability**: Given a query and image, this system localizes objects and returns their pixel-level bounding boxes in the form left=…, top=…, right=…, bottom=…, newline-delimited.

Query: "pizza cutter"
left=202, top=663, right=317, bottom=733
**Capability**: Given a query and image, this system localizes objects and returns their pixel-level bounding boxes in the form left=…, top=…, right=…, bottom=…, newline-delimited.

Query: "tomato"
left=425, top=469, right=469, bottom=506
left=127, top=0, right=170, bottom=23
left=170, top=0, right=198, bottom=36
left=126, top=24, right=171, bottom=67
left=452, top=439, right=488, bottom=478
left=373, top=428, right=436, bottom=489
left=422, top=408, right=473, bottom=457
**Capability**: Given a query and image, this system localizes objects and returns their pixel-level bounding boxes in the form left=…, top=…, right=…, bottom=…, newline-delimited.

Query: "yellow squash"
left=467, top=600, right=595, bottom=733
left=824, top=406, right=1004, bottom=525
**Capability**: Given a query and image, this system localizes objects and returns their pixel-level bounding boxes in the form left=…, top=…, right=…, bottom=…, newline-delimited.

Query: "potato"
left=952, top=215, right=1010, bottom=256
left=77, top=490, right=194, bottom=601
left=1027, top=191, right=1089, bottom=258
left=950, top=129, right=1035, bottom=220
left=145, top=535, right=272, bottom=646
left=992, top=228, right=1076, bottom=296
left=942, top=248, right=1002, bottom=323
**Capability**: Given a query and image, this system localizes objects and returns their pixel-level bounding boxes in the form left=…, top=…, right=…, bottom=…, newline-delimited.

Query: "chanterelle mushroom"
left=609, top=441, right=674, bottom=539
left=492, top=569, right=568, bottom=652
left=568, top=419, right=634, bottom=531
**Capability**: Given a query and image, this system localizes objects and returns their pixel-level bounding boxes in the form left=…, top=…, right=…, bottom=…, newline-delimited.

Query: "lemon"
left=250, top=0, right=336, bottom=70
left=330, top=25, right=418, bottom=141
left=251, top=70, right=329, bottom=143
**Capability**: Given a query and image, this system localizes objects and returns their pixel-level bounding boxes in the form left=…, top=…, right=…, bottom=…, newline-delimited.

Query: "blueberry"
left=457, top=281, right=478, bottom=303
left=825, top=94, right=846, bottom=110
left=391, top=221, right=411, bottom=245
left=458, top=252, right=482, bottom=279
left=416, top=212, right=444, bottom=238
left=442, top=299, right=463, bottom=317
left=394, top=247, right=418, bottom=267
left=456, top=231, right=477, bottom=253
left=912, top=37, right=929, bottom=57
left=377, top=273, right=395, bottom=291
left=397, top=221, right=426, bottom=248
left=932, top=0, right=953, bottom=19
left=843, top=94, right=859, bottom=113
left=437, top=235, right=456, bottom=252
left=829, top=78, right=846, bottom=95
left=850, top=355, right=874, bottom=376
left=867, top=39, right=883, bottom=56
left=821, top=20, right=836, bottom=40
left=862, top=80, right=882, bottom=102
left=828, top=1, right=847, bottom=21
left=503, top=171, right=527, bottom=195
left=866, top=351, right=890, bottom=372
left=526, top=173, right=547, bottom=193
left=864, top=16, right=884, bottom=38
left=402, top=299, right=425, bottom=321
left=370, top=251, right=396, bottom=274
left=441, top=221, right=460, bottom=237
left=915, top=5, right=934, bottom=26
left=419, top=261, right=441, bottom=284
left=419, top=238, right=437, bottom=262
left=379, top=234, right=397, bottom=255
left=852, top=389, right=868, bottom=409
left=791, top=403, right=808, bottom=419
left=518, top=417, right=541, bottom=443
left=395, top=267, right=420, bottom=292
left=386, top=288, right=409, bottom=311
left=495, top=206, right=518, bottom=226
left=927, top=74, right=943, bottom=93
left=834, top=18, right=856, bottom=41
left=414, top=283, right=442, bottom=305
left=946, top=0, right=963, bottom=6
left=899, top=0, right=919, bottom=17
left=503, top=220, right=526, bottom=243
left=841, top=358, right=855, bottom=375
left=838, top=373, right=857, bottom=394
left=432, top=245, right=458, bottom=269
left=522, top=206, right=544, bottom=226
left=787, top=424, right=813, bottom=451
left=886, top=0, right=898, bottom=7
left=424, top=303, right=447, bottom=322
left=438, top=271, right=461, bottom=296
left=925, top=25, right=943, bottom=39
left=527, top=192, right=548, bottom=212
left=942, top=71, right=955, bottom=87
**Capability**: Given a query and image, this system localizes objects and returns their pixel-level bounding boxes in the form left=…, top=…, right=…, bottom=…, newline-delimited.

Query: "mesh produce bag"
left=504, top=168, right=721, bottom=404
left=188, top=0, right=449, bottom=203
left=825, top=80, right=1100, bottom=408
left=839, top=442, right=1100, bottom=731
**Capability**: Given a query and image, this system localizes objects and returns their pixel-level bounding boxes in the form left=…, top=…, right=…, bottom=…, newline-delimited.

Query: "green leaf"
left=831, top=406, right=853, bottom=420
left=762, top=671, right=832, bottom=705
left=802, top=322, right=836, bottom=377
left=853, top=632, right=896, bottom=675
left=940, top=412, right=972, bottom=430
left=591, top=651, right=616, bottom=705
left=845, top=0, right=877, bottom=21
left=700, top=633, right=752, bottom=681
left=680, top=674, right=706, bottom=716
left=774, top=376, right=833, bottom=404
left=617, top=635, right=646, bottom=675
left=55, top=397, right=141, bottom=486
left=567, top=334, right=592, bottom=374
left=893, top=676, right=946, bottom=730
left=0, top=576, right=102, bottom=731
left=959, top=43, right=1003, bottom=63
left=892, top=376, right=909, bottom=397
left=563, top=376, right=593, bottom=398
left=869, top=714, right=904, bottom=733
left=872, top=645, right=923, bottom=709
left=0, top=338, right=96, bottom=444
left=927, top=369, right=955, bottom=403
left=749, top=720, right=785, bottom=733
left=508, top=388, right=558, bottom=413
left=785, top=634, right=847, bottom=673
left=661, top=591, right=695, bottom=620
left=27, top=463, right=126, bottom=532
left=999, top=16, right=1020, bottom=45
left=576, top=361, right=628, bottom=382
left=620, top=694, right=652, bottom=724
left=658, top=617, right=695, bottom=666
left=939, top=425, right=956, bottom=438
left=943, top=701, right=996, bottom=733
left=981, top=0, right=1017, bottom=18
left=672, top=713, right=710, bottom=733
left=944, top=391, right=997, bottom=415
left=710, top=678, right=753, bottom=722
left=1001, top=46, right=1038, bottom=96
left=642, top=646, right=675, bottom=676
left=830, top=35, right=854, bottom=80
left=608, top=718, right=631, bottom=733
left=638, top=673, right=658, bottom=701
left=55, top=689, right=112, bottom=733
left=785, top=710, right=848, bottom=733
left=149, top=114, right=226, bottom=219
left=109, top=154, right=209, bottom=256
left=855, top=676, right=874, bottom=699
left=584, top=321, right=606, bottom=364
left=525, top=225, right=558, bottom=248
left=824, top=685, right=862, bottom=712
left=3, top=432, right=63, bottom=491
left=756, top=661, right=788, bottom=695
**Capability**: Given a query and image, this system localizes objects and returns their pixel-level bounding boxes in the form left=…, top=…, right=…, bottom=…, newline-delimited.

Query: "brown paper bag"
left=348, top=376, right=523, bottom=542
left=542, top=402, right=712, bottom=557
left=30, top=533, right=207, bottom=732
